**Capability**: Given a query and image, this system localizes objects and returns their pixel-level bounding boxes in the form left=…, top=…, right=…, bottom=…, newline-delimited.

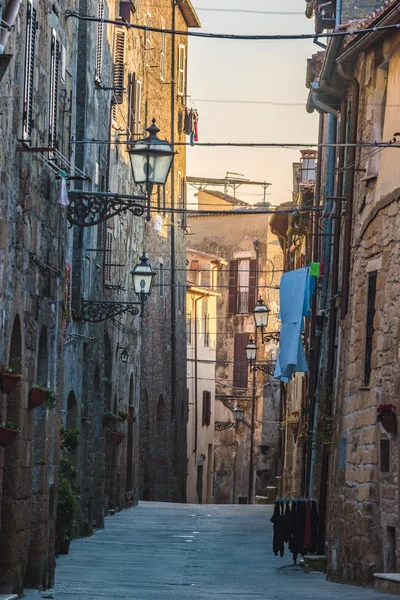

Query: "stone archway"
left=66, top=391, right=77, bottom=429
left=92, top=363, right=104, bottom=527
left=155, top=395, right=168, bottom=501
left=126, top=374, right=135, bottom=497
left=141, top=389, right=151, bottom=500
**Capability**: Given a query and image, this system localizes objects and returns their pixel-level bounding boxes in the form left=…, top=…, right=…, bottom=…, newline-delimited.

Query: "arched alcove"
left=104, top=332, right=112, bottom=411
left=66, top=391, right=77, bottom=430
left=36, top=326, right=48, bottom=386
left=141, top=388, right=151, bottom=500
left=126, top=374, right=135, bottom=494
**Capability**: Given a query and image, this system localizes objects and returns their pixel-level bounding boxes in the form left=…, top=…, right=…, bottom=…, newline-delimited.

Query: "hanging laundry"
left=310, top=262, right=320, bottom=277
left=271, top=499, right=320, bottom=563
left=270, top=501, right=285, bottom=557
left=320, top=261, right=325, bottom=276
left=58, top=171, right=69, bottom=207
left=183, top=107, right=199, bottom=144
left=194, top=112, right=199, bottom=142
left=183, top=108, right=192, bottom=135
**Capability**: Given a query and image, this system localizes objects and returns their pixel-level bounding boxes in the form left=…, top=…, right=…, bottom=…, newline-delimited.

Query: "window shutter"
left=202, top=391, right=211, bottom=426
left=248, top=259, right=257, bottom=312
left=202, top=391, right=206, bottom=426
left=95, top=0, right=104, bottom=83
left=177, top=45, right=185, bottom=96
left=228, top=260, right=238, bottom=315
left=233, top=333, right=249, bottom=389
left=112, top=30, right=125, bottom=121
left=49, top=29, right=60, bottom=148
left=134, top=79, right=142, bottom=134
left=127, top=72, right=136, bottom=137
left=145, top=14, right=151, bottom=67
left=23, top=0, right=36, bottom=141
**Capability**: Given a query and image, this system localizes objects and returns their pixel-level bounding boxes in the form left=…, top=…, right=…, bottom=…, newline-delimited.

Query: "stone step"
left=0, top=594, right=19, bottom=600
left=374, top=573, right=400, bottom=595
left=304, top=554, right=328, bottom=574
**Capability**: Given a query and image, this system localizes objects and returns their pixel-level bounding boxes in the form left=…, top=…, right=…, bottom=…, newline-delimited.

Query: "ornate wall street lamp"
left=232, top=403, right=244, bottom=428
left=253, top=297, right=280, bottom=343
left=128, top=119, right=175, bottom=221
left=245, top=337, right=276, bottom=376
left=67, top=119, right=174, bottom=227
left=81, top=253, right=155, bottom=322
left=116, top=344, right=129, bottom=363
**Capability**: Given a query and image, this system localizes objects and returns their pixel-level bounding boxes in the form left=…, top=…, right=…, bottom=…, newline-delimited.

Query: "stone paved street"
left=25, top=502, right=399, bottom=600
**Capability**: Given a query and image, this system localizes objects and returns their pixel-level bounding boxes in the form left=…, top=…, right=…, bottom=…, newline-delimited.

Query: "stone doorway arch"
left=155, top=395, right=168, bottom=501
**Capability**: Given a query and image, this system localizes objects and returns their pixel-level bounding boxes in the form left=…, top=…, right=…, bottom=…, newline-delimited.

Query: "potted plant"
left=103, top=410, right=118, bottom=428
left=29, top=384, right=56, bottom=409
left=377, top=403, right=397, bottom=434
left=111, top=431, right=125, bottom=445
left=0, top=420, right=20, bottom=447
left=60, top=426, right=81, bottom=452
left=287, top=412, right=300, bottom=436
left=117, top=409, right=129, bottom=422
left=1, top=367, right=22, bottom=394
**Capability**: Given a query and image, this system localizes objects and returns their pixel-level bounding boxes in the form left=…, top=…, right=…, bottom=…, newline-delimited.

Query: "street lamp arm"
left=249, top=360, right=277, bottom=377
left=81, top=300, right=142, bottom=323
left=67, top=190, right=146, bottom=227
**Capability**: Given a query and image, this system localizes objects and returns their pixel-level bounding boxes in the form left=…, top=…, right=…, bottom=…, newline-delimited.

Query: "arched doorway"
left=103, top=332, right=113, bottom=511
left=141, top=389, right=151, bottom=500
left=66, top=391, right=77, bottom=429
left=126, top=374, right=135, bottom=498
left=92, top=363, right=104, bottom=526
left=155, top=395, right=168, bottom=501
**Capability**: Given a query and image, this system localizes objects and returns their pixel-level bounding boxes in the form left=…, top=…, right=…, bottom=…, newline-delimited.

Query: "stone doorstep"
left=303, top=554, right=328, bottom=574
left=0, top=594, right=18, bottom=600
left=374, top=573, right=400, bottom=596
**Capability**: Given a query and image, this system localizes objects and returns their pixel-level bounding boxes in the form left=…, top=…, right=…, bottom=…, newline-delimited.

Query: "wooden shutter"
left=177, top=45, right=185, bottom=95
left=95, top=0, right=104, bottom=83
left=127, top=72, right=136, bottom=137
left=228, top=260, right=238, bottom=315
left=119, top=0, right=132, bottom=22
left=248, top=258, right=257, bottom=312
left=112, top=30, right=125, bottom=121
left=23, top=0, right=36, bottom=141
left=233, top=333, right=249, bottom=389
left=202, top=391, right=211, bottom=426
left=49, top=29, right=60, bottom=148
left=145, top=14, right=151, bottom=67
left=134, top=79, right=142, bottom=134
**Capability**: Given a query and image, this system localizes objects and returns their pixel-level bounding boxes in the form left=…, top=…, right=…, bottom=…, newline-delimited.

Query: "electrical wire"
left=195, top=8, right=305, bottom=16
left=65, top=11, right=400, bottom=42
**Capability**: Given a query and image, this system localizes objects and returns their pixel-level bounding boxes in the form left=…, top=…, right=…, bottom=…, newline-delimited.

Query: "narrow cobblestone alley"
left=24, top=502, right=399, bottom=600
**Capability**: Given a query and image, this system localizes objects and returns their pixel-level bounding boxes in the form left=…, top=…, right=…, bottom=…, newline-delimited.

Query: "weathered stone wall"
left=0, top=0, right=74, bottom=592
left=328, top=30, right=400, bottom=585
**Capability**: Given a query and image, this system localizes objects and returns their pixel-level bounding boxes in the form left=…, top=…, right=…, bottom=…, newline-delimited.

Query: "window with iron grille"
left=364, top=271, right=377, bottom=386
left=202, top=391, right=211, bottom=426
left=22, top=0, right=36, bottom=141
left=112, top=30, right=125, bottom=122
left=104, top=228, right=113, bottom=285
left=95, top=0, right=104, bottom=83
left=49, top=29, right=60, bottom=148
left=186, top=311, right=192, bottom=344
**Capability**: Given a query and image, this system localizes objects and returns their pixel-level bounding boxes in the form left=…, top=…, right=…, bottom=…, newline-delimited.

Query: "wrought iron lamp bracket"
left=260, top=328, right=280, bottom=344
left=67, top=190, right=147, bottom=227
left=81, top=300, right=143, bottom=323
left=249, top=360, right=276, bottom=377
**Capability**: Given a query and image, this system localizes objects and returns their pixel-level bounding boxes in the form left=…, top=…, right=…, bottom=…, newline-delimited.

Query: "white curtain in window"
left=238, top=260, right=250, bottom=290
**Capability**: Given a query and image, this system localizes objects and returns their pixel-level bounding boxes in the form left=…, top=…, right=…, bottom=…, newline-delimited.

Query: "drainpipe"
left=171, top=0, right=177, bottom=433
left=337, top=64, right=359, bottom=319
left=326, top=99, right=347, bottom=392
left=0, top=0, right=23, bottom=54
left=311, top=91, right=340, bottom=118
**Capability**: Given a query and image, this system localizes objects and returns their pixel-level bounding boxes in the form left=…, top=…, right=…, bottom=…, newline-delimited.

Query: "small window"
left=202, top=391, right=211, bottom=426
left=186, top=312, right=192, bottom=344
left=145, top=14, right=151, bottom=68
left=95, top=0, right=104, bottom=83
left=228, top=259, right=257, bottom=315
left=160, top=18, right=166, bottom=81
left=177, top=171, right=182, bottom=208
left=119, top=0, right=132, bottom=22
left=177, top=44, right=186, bottom=96
left=49, top=28, right=60, bottom=148
left=22, top=0, right=37, bottom=141
left=159, top=263, right=164, bottom=297
left=364, top=271, right=377, bottom=386
left=204, top=313, right=209, bottom=347
left=381, top=439, right=390, bottom=472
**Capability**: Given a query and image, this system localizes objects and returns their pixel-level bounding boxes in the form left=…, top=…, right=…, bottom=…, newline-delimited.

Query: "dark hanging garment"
left=283, top=501, right=292, bottom=543
left=293, top=501, right=306, bottom=560
left=183, top=109, right=192, bottom=135
left=270, top=502, right=285, bottom=557
left=310, top=501, right=319, bottom=552
left=288, top=501, right=297, bottom=555
left=304, top=501, right=312, bottom=552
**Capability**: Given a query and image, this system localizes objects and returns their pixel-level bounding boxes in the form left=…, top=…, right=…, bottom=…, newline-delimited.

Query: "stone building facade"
left=0, top=0, right=199, bottom=594
left=187, top=192, right=282, bottom=504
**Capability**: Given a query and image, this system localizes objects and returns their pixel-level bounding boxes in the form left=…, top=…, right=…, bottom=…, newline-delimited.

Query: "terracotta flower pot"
left=288, top=422, right=299, bottom=436
left=1, top=372, right=22, bottom=394
left=102, top=416, right=112, bottom=428
left=0, top=426, right=20, bottom=447
left=322, top=441, right=332, bottom=455
left=29, top=387, right=48, bottom=409
left=111, top=431, right=125, bottom=445
left=380, top=415, right=397, bottom=434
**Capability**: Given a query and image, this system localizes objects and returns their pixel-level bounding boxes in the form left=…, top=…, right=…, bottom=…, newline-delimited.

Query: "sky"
left=186, top=0, right=319, bottom=207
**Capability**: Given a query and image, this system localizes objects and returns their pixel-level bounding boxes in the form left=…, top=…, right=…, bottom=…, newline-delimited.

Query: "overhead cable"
left=65, top=11, right=400, bottom=42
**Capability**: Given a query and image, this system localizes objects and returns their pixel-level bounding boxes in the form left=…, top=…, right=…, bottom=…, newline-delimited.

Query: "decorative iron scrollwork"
left=81, top=300, right=142, bottom=323
left=215, top=421, right=235, bottom=431
left=260, top=331, right=280, bottom=344
left=67, top=190, right=146, bottom=227
left=250, top=361, right=276, bottom=377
